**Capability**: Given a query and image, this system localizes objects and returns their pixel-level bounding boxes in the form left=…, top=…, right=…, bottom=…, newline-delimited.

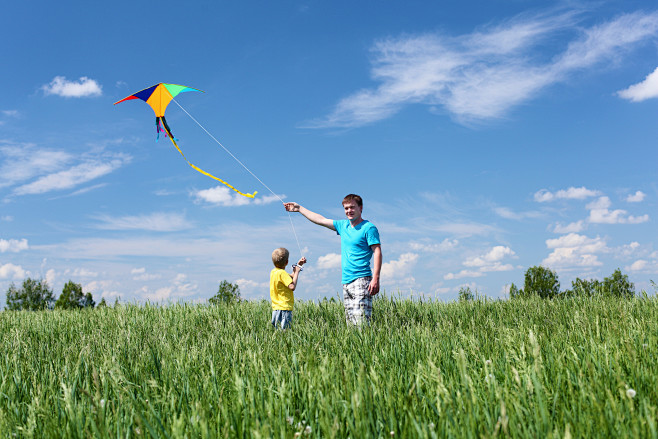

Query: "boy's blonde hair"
left=272, top=247, right=289, bottom=269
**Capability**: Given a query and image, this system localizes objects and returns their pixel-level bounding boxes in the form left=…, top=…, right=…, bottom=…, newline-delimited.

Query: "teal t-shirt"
left=333, top=219, right=381, bottom=284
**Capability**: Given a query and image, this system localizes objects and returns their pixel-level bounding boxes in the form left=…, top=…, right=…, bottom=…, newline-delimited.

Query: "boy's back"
left=270, top=267, right=294, bottom=310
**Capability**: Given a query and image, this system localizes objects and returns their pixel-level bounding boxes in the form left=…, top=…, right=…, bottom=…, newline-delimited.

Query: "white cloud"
left=626, top=260, right=648, bottom=271
left=543, top=233, right=607, bottom=268
left=41, top=76, right=102, bottom=98
left=83, top=280, right=120, bottom=299
left=307, top=10, right=658, bottom=127
left=65, top=268, right=98, bottom=278
left=95, top=212, right=191, bottom=232
left=193, top=186, right=280, bottom=206
left=142, top=273, right=198, bottom=302
left=464, top=245, right=515, bottom=267
left=317, top=253, right=341, bottom=270
left=0, top=263, right=26, bottom=279
left=45, top=269, right=56, bottom=286
left=381, top=253, right=418, bottom=281
left=444, top=245, right=516, bottom=280
left=626, top=191, right=646, bottom=202
left=619, top=242, right=641, bottom=257
left=534, top=186, right=601, bottom=202
left=551, top=220, right=586, bottom=234
left=618, top=66, right=658, bottom=101
left=587, top=197, right=649, bottom=224
left=131, top=267, right=161, bottom=281
left=444, top=269, right=484, bottom=280
left=0, top=238, right=28, bottom=253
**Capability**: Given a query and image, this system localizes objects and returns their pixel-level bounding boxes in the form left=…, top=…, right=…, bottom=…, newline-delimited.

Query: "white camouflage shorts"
left=342, top=276, right=372, bottom=326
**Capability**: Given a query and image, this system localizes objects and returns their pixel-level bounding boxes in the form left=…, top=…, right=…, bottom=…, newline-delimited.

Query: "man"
left=284, top=194, right=382, bottom=325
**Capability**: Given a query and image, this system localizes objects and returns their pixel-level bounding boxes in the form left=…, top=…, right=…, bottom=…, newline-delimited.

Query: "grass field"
left=1, top=296, right=657, bottom=438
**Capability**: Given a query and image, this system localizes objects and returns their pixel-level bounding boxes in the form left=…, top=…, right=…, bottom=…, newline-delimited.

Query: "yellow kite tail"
left=160, top=118, right=257, bottom=198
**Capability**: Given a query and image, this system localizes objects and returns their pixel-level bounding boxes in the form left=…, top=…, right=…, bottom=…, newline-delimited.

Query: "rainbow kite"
left=114, top=83, right=256, bottom=198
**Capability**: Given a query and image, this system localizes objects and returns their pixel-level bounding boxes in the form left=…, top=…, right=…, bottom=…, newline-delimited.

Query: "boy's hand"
left=284, top=202, right=300, bottom=212
left=297, top=257, right=307, bottom=267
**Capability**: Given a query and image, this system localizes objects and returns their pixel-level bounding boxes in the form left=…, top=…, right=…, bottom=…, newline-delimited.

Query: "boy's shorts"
left=342, top=276, right=372, bottom=326
left=271, top=309, right=293, bottom=329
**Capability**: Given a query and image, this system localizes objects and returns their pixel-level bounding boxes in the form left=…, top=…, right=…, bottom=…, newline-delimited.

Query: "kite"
left=114, top=83, right=257, bottom=198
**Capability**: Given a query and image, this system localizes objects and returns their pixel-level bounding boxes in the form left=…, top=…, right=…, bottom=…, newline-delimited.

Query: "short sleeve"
left=366, top=226, right=380, bottom=246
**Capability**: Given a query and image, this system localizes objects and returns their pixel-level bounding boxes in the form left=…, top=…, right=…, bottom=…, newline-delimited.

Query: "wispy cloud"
left=0, top=143, right=72, bottom=188
left=618, top=66, right=658, bottom=101
left=307, top=10, right=658, bottom=127
left=41, top=76, right=102, bottom=98
left=409, top=238, right=458, bottom=253
left=1, top=142, right=131, bottom=197
left=13, top=153, right=130, bottom=195
left=95, top=212, right=192, bottom=232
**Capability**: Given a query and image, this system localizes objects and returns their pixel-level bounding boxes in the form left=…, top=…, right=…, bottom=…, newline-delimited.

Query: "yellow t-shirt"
left=270, top=268, right=294, bottom=310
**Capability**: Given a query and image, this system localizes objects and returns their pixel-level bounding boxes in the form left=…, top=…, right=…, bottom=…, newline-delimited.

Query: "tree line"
left=4, top=267, right=646, bottom=311
left=4, top=278, right=242, bottom=311
left=4, top=278, right=104, bottom=310
left=459, top=266, right=642, bottom=301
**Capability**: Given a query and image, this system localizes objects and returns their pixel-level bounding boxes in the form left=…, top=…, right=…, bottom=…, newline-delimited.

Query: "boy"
left=270, top=247, right=306, bottom=329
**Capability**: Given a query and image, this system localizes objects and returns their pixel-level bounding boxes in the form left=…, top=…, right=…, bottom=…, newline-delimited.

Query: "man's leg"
left=342, top=276, right=372, bottom=326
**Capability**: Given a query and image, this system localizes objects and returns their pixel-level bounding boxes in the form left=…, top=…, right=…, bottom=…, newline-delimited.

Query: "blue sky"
left=1, top=0, right=657, bottom=305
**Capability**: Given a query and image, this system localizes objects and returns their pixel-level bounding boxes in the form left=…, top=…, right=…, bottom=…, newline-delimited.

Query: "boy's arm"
left=287, top=257, right=307, bottom=291
left=284, top=203, right=335, bottom=231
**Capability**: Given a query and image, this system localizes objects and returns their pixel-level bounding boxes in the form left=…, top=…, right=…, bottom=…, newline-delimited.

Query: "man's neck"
left=349, top=218, right=364, bottom=227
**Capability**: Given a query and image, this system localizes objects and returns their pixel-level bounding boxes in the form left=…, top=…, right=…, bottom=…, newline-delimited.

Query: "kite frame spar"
left=114, top=83, right=257, bottom=198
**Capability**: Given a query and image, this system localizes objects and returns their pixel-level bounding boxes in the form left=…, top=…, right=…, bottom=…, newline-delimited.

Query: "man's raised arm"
left=284, top=202, right=335, bottom=230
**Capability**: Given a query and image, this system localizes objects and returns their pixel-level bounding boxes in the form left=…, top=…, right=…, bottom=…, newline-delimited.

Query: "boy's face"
left=343, top=201, right=362, bottom=222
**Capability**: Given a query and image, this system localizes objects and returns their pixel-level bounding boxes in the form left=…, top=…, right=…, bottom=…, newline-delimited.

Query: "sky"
left=1, top=0, right=657, bottom=305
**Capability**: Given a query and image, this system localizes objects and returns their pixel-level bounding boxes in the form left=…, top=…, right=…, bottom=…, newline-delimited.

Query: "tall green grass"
left=1, top=296, right=656, bottom=438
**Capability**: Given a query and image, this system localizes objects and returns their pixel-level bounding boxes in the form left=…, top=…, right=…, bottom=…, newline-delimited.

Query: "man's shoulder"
left=359, top=220, right=378, bottom=231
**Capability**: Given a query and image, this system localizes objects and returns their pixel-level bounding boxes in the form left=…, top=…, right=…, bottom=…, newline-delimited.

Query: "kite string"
left=171, top=98, right=304, bottom=257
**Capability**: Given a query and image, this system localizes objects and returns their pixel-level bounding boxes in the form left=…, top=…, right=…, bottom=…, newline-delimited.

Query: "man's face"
left=343, top=201, right=362, bottom=221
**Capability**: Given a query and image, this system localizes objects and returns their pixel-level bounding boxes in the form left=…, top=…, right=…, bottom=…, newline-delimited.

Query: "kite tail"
left=163, top=124, right=257, bottom=199
left=160, top=116, right=178, bottom=141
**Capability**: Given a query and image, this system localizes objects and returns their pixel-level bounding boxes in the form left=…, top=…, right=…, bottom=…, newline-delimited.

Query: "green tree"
left=55, top=280, right=95, bottom=309
left=523, top=266, right=560, bottom=299
left=458, top=286, right=475, bottom=301
left=566, top=278, right=603, bottom=297
left=603, top=268, right=635, bottom=298
left=209, top=280, right=241, bottom=304
left=97, top=298, right=108, bottom=308
left=5, top=278, right=55, bottom=311
left=508, top=282, right=523, bottom=299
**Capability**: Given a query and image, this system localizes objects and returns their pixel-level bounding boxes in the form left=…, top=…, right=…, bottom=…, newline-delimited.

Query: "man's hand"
left=368, top=277, right=380, bottom=296
left=284, top=202, right=300, bottom=212
left=297, top=256, right=307, bottom=267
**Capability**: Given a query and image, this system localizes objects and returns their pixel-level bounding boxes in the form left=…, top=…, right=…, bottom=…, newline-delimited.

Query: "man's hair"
left=342, top=194, right=363, bottom=207
left=271, top=247, right=289, bottom=269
